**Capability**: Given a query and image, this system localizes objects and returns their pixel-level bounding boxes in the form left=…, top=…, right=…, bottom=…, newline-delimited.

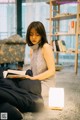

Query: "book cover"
left=6, top=74, right=27, bottom=79
left=55, top=40, right=60, bottom=51
left=68, top=21, right=76, bottom=34
left=53, top=40, right=57, bottom=52
left=58, top=40, right=63, bottom=52
left=58, top=40, right=67, bottom=52
left=61, top=40, right=67, bottom=52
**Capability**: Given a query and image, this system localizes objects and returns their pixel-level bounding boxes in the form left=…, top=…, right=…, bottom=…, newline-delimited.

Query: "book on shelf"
left=57, top=40, right=63, bottom=51
left=52, top=40, right=67, bottom=52
left=52, top=40, right=56, bottom=51
left=55, top=40, right=60, bottom=51
left=53, top=40, right=60, bottom=52
left=3, top=69, right=26, bottom=79
left=68, top=20, right=76, bottom=34
left=59, top=40, right=67, bottom=52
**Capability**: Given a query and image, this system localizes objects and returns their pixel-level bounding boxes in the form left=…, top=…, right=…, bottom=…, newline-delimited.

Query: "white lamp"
left=49, top=87, right=64, bottom=110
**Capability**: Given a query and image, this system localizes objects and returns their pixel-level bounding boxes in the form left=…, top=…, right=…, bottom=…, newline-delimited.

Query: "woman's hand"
left=25, top=75, right=32, bottom=80
left=25, top=75, right=37, bottom=80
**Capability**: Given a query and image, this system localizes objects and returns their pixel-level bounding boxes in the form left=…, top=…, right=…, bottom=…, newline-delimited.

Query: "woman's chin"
left=32, top=42, right=37, bottom=45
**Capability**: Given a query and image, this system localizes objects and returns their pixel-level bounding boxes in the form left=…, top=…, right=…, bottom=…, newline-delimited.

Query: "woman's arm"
left=26, top=43, right=55, bottom=80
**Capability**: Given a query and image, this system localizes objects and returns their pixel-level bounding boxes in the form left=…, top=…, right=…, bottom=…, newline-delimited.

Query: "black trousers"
left=0, top=69, right=44, bottom=120
left=0, top=103, right=22, bottom=120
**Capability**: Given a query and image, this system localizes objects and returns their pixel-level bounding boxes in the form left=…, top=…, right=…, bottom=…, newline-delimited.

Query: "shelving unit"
left=47, top=0, right=80, bottom=74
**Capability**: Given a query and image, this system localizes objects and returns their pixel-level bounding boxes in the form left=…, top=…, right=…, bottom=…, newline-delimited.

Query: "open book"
left=3, top=69, right=27, bottom=79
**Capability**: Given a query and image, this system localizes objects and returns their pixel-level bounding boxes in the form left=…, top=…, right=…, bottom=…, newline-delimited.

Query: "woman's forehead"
left=30, top=28, right=38, bottom=33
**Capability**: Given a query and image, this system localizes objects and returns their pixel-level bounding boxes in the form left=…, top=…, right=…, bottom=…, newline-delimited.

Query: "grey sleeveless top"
left=31, top=44, right=48, bottom=76
left=30, top=44, right=55, bottom=97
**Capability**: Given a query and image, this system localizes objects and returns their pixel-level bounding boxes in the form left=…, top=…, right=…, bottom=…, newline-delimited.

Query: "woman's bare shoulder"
left=42, top=43, right=52, bottom=51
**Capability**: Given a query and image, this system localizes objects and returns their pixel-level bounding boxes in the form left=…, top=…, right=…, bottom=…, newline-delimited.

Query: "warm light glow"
left=49, top=87, right=64, bottom=110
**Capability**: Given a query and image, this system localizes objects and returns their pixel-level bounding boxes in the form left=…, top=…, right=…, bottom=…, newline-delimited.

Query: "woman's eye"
left=36, top=34, right=40, bottom=36
left=30, top=33, right=40, bottom=36
left=30, top=34, right=33, bottom=36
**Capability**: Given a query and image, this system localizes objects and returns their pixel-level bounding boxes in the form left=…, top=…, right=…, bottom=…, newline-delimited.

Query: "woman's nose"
left=32, top=35, right=36, bottom=39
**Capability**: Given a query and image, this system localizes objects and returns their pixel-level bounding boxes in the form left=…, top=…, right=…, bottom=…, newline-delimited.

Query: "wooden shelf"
left=47, top=1, right=58, bottom=5
left=53, top=50, right=80, bottom=54
left=47, top=14, right=77, bottom=20
left=48, top=32, right=76, bottom=36
left=47, top=0, right=80, bottom=74
left=47, top=0, right=78, bottom=5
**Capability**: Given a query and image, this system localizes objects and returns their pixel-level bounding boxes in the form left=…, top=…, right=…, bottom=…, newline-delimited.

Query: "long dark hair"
left=26, top=21, right=48, bottom=47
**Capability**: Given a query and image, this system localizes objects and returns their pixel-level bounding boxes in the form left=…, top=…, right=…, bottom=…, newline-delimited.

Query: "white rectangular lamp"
left=49, top=87, right=64, bottom=110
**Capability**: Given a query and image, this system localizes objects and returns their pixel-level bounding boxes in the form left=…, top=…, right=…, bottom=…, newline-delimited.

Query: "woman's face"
left=29, top=28, right=41, bottom=45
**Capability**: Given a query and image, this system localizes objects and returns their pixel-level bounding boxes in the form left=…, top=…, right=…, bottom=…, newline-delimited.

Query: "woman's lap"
left=18, top=79, right=41, bottom=95
left=0, top=70, right=44, bottom=112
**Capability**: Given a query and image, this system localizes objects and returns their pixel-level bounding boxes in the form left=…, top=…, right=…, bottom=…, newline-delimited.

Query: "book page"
left=3, top=69, right=26, bottom=78
left=7, top=69, right=26, bottom=75
left=3, top=71, right=8, bottom=78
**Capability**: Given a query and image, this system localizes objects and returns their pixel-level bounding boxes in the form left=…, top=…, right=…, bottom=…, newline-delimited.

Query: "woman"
left=25, top=21, right=55, bottom=97
left=0, top=21, right=55, bottom=120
